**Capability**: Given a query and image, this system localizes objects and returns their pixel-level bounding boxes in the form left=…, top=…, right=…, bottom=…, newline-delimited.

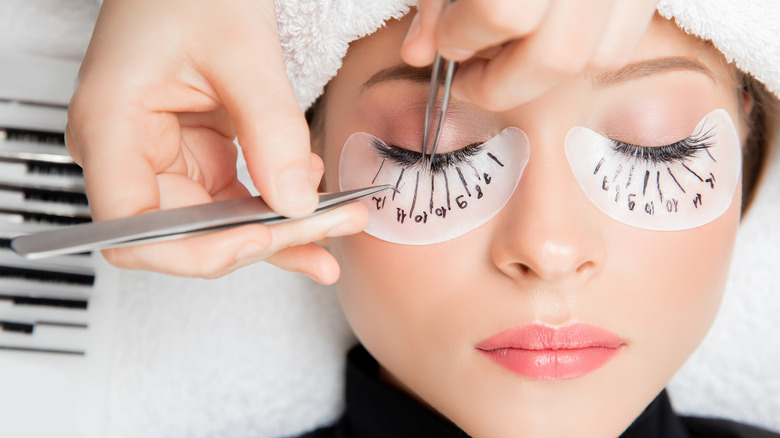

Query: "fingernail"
left=236, top=241, right=267, bottom=263
left=276, top=167, right=317, bottom=213
left=327, top=221, right=362, bottom=238
left=403, top=13, right=421, bottom=47
left=441, top=46, right=475, bottom=61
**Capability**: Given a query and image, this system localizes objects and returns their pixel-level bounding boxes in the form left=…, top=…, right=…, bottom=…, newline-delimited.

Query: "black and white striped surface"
left=0, top=53, right=118, bottom=438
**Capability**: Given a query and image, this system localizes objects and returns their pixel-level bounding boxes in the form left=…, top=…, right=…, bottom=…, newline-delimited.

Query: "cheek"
left=331, top=234, right=459, bottom=351
left=330, top=231, right=493, bottom=390
left=332, top=234, right=426, bottom=353
left=609, top=183, right=741, bottom=381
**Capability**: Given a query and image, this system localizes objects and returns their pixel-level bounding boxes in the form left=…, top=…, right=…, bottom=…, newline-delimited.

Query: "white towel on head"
left=657, top=0, right=780, bottom=98
left=275, top=0, right=416, bottom=110
left=1, top=0, right=778, bottom=437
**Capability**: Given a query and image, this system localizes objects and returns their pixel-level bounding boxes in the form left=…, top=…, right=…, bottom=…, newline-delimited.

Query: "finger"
left=176, top=122, right=240, bottom=195
left=452, top=0, right=614, bottom=111
left=218, top=200, right=368, bottom=280
left=266, top=244, right=341, bottom=285
left=102, top=168, right=271, bottom=274
left=401, top=1, right=446, bottom=67
left=103, top=222, right=273, bottom=277
left=76, top=110, right=179, bottom=221
left=67, top=58, right=207, bottom=221
left=67, top=0, right=227, bottom=222
left=200, top=11, right=318, bottom=219
left=211, top=148, right=321, bottom=204
left=311, top=152, right=325, bottom=191
left=79, top=108, right=237, bottom=221
left=435, top=0, right=551, bottom=61
left=212, top=178, right=253, bottom=201
left=263, top=201, right=369, bottom=255
left=207, top=200, right=362, bottom=281
left=588, top=0, right=659, bottom=70
left=105, top=193, right=368, bottom=278
left=260, top=201, right=369, bottom=283
left=64, top=122, right=82, bottom=164
left=178, top=106, right=236, bottom=143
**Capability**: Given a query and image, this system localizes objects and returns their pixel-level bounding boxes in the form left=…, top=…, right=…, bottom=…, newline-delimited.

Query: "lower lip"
left=479, top=346, right=620, bottom=380
left=476, top=324, right=624, bottom=380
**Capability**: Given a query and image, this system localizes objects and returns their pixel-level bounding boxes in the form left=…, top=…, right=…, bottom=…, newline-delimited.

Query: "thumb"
left=206, top=20, right=319, bottom=218
left=401, top=0, right=447, bottom=67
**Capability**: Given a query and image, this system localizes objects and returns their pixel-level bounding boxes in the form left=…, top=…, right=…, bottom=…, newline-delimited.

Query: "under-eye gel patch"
left=565, top=109, right=741, bottom=231
left=339, top=127, right=530, bottom=245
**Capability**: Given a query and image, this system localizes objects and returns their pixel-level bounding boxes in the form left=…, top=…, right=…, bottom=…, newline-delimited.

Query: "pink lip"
left=476, top=323, right=626, bottom=380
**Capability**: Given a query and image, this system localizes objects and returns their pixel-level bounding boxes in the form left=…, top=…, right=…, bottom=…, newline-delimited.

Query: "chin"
left=410, top=350, right=671, bottom=438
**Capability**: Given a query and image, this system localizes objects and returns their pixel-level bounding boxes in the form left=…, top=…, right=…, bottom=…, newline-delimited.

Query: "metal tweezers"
left=422, top=0, right=458, bottom=170
left=10, top=185, right=392, bottom=259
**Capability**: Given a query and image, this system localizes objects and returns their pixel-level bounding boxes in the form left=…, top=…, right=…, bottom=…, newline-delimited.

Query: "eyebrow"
left=592, top=56, right=716, bottom=87
left=361, top=65, right=434, bottom=91
left=360, top=56, right=716, bottom=92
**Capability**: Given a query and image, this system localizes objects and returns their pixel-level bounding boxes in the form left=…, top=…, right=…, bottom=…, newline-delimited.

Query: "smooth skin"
left=66, top=0, right=658, bottom=280
left=321, top=13, right=749, bottom=438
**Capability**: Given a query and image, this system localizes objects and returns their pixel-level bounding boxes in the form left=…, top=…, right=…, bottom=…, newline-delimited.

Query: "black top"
left=299, top=345, right=779, bottom=438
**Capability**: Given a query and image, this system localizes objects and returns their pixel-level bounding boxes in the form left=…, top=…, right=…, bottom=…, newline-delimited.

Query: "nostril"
left=576, top=261, right=596, bottom=275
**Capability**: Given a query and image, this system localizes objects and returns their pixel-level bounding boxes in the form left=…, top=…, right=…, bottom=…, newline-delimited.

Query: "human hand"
left=66, top=0, right=364, bottom=283
left=401, top=0, right=660, bottom=110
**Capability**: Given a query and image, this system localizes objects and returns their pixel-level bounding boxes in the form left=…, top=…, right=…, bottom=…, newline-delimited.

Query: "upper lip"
left=475, top=323, right=626, bottom=351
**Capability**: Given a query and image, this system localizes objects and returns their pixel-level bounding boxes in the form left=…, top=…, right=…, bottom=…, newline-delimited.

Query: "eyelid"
left=608, top=124, right=717, bottom=164
left=371, top=138, right=485, bottom=172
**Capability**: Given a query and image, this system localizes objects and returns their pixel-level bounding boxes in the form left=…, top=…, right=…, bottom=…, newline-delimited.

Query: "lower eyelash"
left=610, top=125, right=716, bottom=164
left=370, top=138, right=485, bottom=172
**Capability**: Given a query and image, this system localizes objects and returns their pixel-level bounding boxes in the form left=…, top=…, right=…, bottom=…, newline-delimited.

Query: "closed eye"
left=610, top=125, right=716, bottom=164
left=370, top=138, right=485, bottom=173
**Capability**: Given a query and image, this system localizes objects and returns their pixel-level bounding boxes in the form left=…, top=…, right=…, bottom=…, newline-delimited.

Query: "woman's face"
left=319, top=13, right=747, bottom=438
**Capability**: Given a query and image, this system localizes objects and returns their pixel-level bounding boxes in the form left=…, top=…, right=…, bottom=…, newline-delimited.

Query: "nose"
left=491, top=134, right=606, bottom=283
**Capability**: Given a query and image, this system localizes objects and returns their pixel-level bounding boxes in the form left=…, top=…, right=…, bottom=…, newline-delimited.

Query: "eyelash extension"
left=370, top=138, right=485, bottom=173
left=610, top=125, right=716, bottom=164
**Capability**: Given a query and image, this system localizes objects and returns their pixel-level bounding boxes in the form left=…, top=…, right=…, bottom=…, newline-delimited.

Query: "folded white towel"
left=657, top=0, right=780, bottom=99
left=275, top=0, right=415, bottom=110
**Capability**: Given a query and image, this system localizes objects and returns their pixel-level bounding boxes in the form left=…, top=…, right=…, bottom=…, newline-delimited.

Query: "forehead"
left=629, top=14, right=731, bottom=79
left=336, top=13, right=734, bottom=93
